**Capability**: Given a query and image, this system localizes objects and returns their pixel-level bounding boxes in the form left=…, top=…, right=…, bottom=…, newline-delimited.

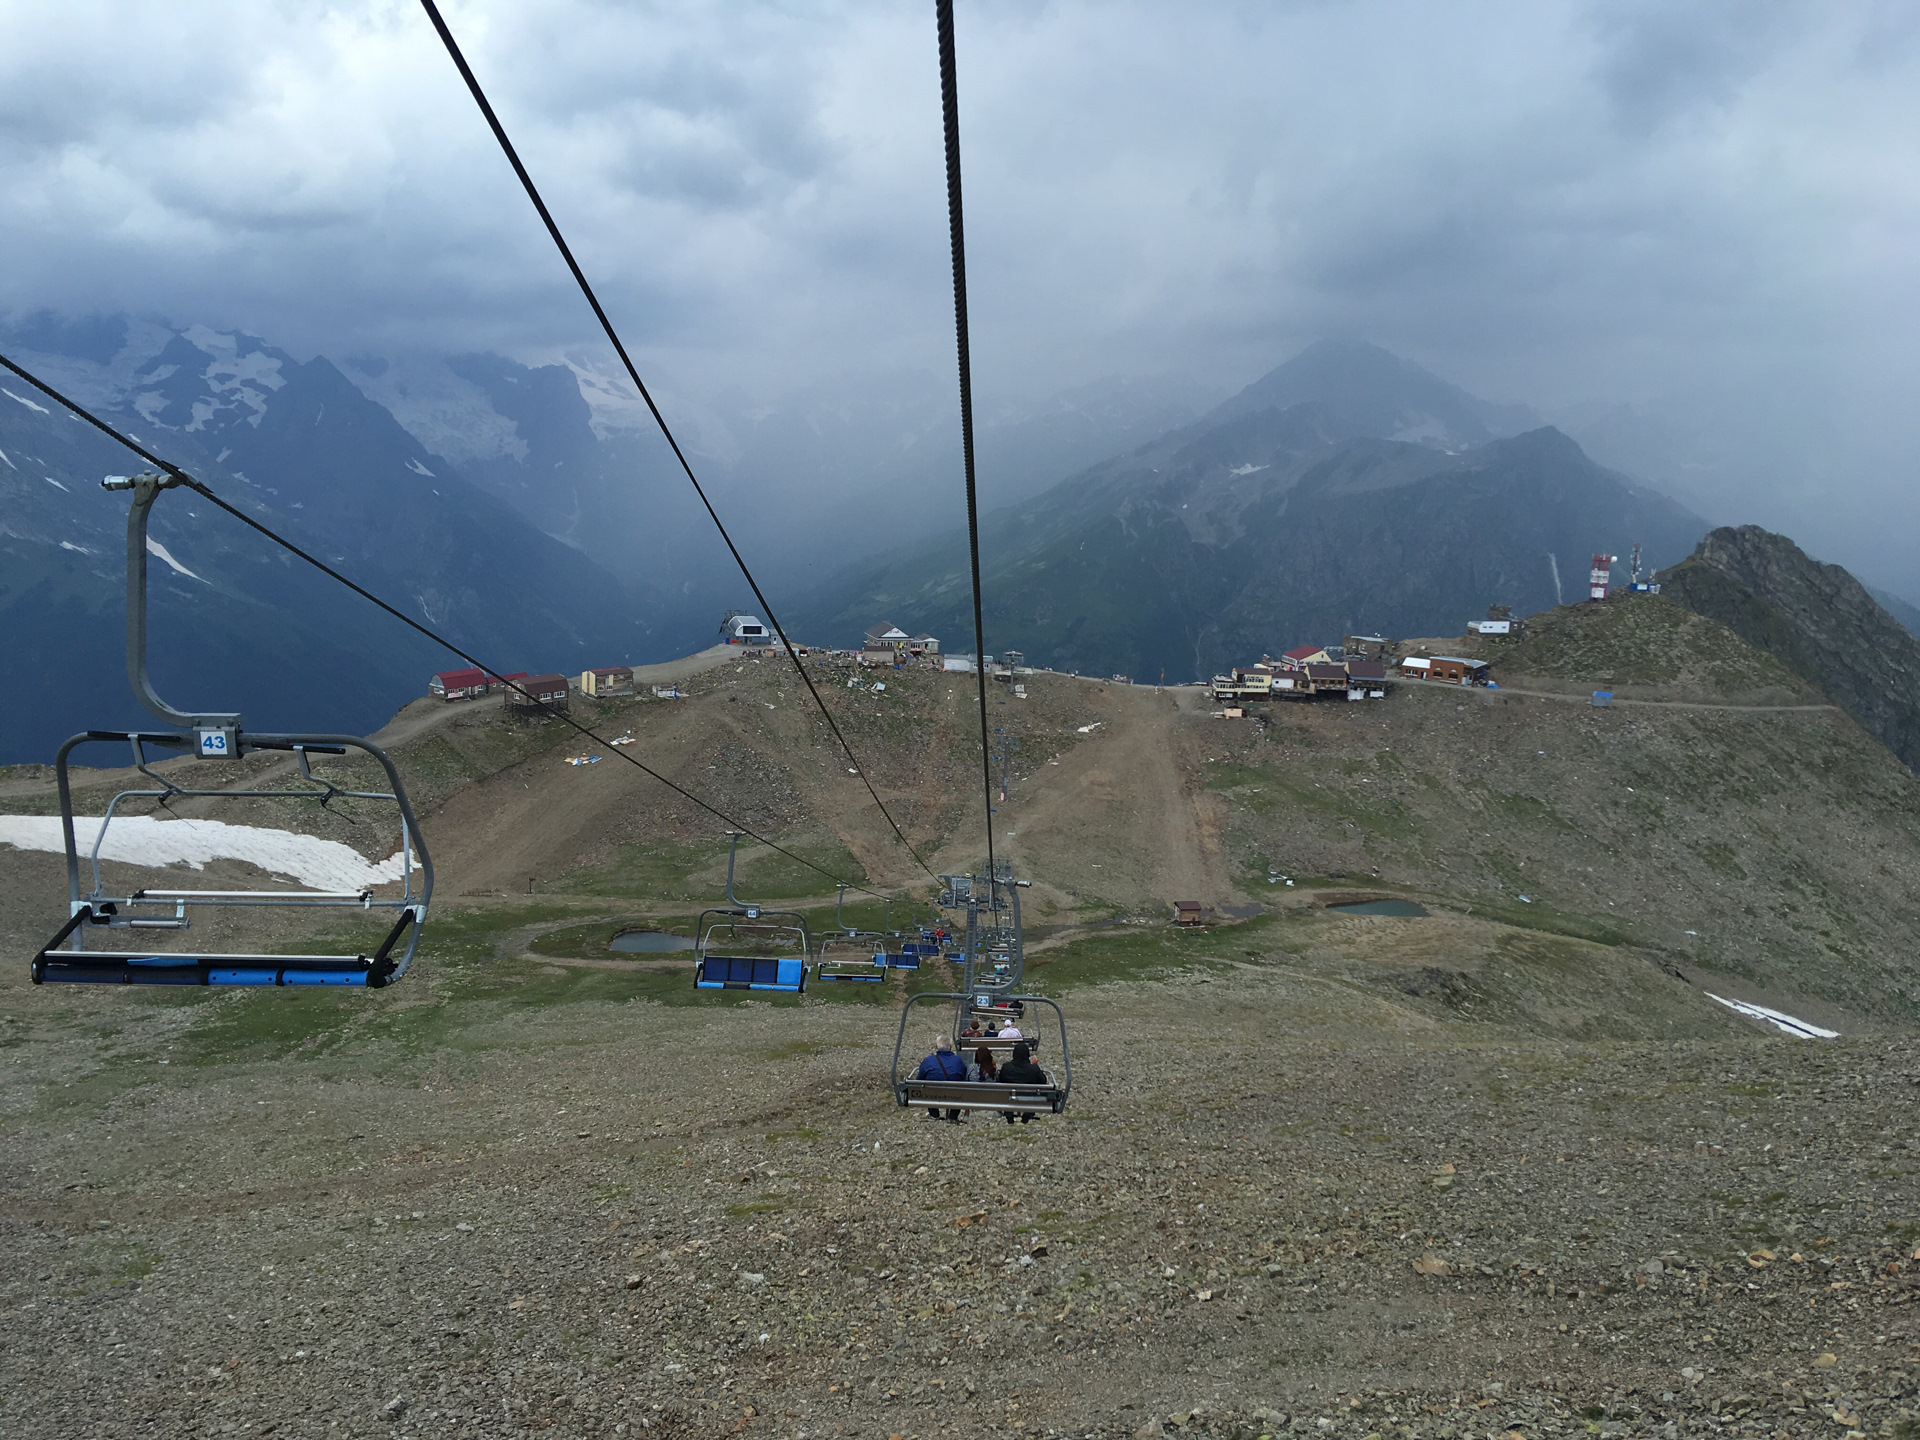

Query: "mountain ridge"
left=1, top=326, right=692, bottom=762
left=791, top=342, right=1706, bottom=679
left=1659, top=524, right=1920, bottom=772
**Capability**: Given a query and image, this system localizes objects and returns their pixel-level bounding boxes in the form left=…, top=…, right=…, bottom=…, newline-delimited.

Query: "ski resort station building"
left=724, top=614, right=772, bottom=646
left=429, top=668, right=526, bottom=702
left=861, top=624, right=941, bottom=667
left=580, top=666, right=634, bottom=698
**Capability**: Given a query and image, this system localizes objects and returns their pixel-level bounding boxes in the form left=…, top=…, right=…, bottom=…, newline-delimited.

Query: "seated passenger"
left=956, top=1044, right=997, bottom=1124
left=996, top=1042, right=1048, bottom=1125
left=996, top=1019, right=1024, bottom=1042
left=913, top=1036, right=968, bottom=1123
left=960, top=1019, right=984, bottom=1040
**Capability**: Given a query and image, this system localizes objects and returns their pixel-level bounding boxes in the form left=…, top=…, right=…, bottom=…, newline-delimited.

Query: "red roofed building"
left=431, top=668, right=496, bottom=701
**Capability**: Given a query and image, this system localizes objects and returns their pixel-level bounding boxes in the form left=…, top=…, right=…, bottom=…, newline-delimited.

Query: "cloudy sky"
left=4, top=1, right=1919, bottom=582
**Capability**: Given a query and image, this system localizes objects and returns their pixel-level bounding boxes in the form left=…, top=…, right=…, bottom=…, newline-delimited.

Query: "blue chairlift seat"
left=816, top=949, right=888, bottom=983
left=694, top=955, right=808, bottom=992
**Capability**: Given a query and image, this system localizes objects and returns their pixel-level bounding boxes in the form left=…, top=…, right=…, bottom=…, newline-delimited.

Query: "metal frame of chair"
left=30, top=471, right=432, bottom=989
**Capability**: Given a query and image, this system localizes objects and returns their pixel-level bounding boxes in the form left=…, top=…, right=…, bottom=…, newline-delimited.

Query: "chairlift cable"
left=0, top=350, right=893, bottom=903
left=415, top=0, right=937, bottom=887
left=934, top=0, right=998, bottom=886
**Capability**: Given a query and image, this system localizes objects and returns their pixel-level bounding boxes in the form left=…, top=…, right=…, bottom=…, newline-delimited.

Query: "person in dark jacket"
left=996, top=1041, right=1048, bottom=1125
left=913, top=1036, right=968, bottom=1121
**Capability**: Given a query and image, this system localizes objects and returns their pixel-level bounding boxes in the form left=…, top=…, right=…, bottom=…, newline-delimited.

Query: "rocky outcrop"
left=1659, top=524, right=1920, bottom=770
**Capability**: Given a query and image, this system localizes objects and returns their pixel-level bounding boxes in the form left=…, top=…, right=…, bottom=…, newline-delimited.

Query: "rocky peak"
left=1660, top=525, right=1920, bottom=771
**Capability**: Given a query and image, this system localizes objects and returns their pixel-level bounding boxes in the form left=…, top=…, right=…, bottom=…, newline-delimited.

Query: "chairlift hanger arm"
left=104, top=471, right=240, bottom=734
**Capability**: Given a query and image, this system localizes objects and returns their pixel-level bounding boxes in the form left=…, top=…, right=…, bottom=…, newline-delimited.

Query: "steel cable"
left=416, top=0, right=937, bottom=886
left=0, top=350, right=896, bottom=903
left=934, top=0, right=999, bottom=885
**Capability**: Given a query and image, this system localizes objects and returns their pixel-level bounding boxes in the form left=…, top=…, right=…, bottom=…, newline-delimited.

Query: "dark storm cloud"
left=3, top=1, right=1919, bottom=582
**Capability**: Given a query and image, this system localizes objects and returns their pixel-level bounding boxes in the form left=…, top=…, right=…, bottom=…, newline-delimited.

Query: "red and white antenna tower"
left=1588, top=553, right=1617, bottom=602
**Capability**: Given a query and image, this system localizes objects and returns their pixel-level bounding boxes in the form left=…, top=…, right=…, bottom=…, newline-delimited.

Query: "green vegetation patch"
left=551, top=829, right=868, bottom=903
left=1035, top=911, right=1299, bottom=990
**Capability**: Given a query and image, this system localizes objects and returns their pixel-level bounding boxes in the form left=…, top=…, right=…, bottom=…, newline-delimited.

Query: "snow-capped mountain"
left=0, top=320, right=698, bottom=762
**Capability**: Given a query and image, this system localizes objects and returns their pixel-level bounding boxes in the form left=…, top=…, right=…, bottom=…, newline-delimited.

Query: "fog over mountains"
left=5, top=316, right=1910, bottom=760
left=792, top=340, right=1709, bottom=679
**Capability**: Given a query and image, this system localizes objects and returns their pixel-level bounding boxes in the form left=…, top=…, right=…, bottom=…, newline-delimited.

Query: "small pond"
left=1328, top=898, right=1429, bottom=918
left=609, top=930, right=696, bottom=954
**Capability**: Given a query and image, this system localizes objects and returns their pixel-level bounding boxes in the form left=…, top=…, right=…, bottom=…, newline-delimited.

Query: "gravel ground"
left=4, top=959, right=1917, bottom=1440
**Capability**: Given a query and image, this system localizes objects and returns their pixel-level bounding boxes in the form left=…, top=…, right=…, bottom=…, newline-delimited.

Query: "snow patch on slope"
left=0, top=815, right=410, bottom=892
left=146, top=535, right=204, bottom=581
left=1706, top=993, right=1838, bottom=1039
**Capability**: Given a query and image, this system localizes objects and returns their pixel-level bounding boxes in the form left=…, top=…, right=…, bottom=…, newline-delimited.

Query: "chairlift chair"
left=815, top=881, right=903, bottom=980
left=31, top=472, right=433, bottom=988
left=890, top=991, right=1070, bottom=1117
left=692, top=912, right=812, bottom=993
left=814, top=930, right=887, bottom=984
left=691, top=832, right=810, bottom=993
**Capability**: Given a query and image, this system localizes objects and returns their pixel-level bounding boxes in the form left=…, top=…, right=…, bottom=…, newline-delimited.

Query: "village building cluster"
left=1210, top=637, right=1395, bottom=706
left=1210, top=609, right=1521, bottom=711
left=428, top=667, right=582, bottom=714
left=860, top=624, right=942, bottom=667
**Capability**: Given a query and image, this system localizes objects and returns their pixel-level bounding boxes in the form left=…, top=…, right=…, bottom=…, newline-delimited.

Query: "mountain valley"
left=6, top=590, right=1920, bottom=1434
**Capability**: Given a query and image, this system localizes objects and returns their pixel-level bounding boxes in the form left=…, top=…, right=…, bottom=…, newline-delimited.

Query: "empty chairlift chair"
left=813, top=935, right=888, bottom=984
left=692, top=912, right=812, bottom=993
left=691, top=832, right=811, bottom=993
left=32, top=472, right=432, bottom=988
left=813, top=882, right=901, bottom=981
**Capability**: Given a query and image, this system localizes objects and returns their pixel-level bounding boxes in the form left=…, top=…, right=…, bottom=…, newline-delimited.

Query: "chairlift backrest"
left=693, top=904, right=812, bottom=994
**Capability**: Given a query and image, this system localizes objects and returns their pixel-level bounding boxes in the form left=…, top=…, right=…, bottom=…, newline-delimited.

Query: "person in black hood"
left=996, top=1041, right=1048, bottom=1125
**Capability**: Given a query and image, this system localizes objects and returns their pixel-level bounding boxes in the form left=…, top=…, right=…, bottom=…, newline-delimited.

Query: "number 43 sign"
left=196, top=726, right=236, bottom=759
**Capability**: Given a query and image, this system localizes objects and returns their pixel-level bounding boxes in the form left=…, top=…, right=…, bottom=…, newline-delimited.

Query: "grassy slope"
left=1492, top=591, right=1818, bottom=699
left=1196, top=599, right=1920, bottom=1023
left=8, top=599, right=1919, bottom=1030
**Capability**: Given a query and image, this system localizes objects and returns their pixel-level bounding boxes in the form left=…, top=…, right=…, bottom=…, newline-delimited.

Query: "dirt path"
left=1487, top=684, right=1838, bottom=712
left=1001, top=680, right=1236, bottom=912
